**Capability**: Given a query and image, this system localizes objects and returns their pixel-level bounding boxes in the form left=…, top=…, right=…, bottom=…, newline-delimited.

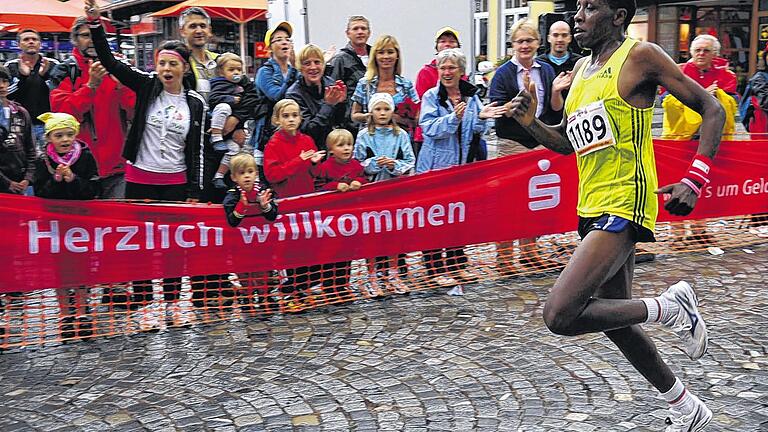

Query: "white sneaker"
left=660, top=281, right=708, bottom=360
left=665, top=394, right=713, bottom=432
left=388, top=271, right=409, bottom=295
left=133, top=303, right=164, bottom=332
left=447, top=285, right=464, bottom=296
left=166, top=301, right=195, bottom=327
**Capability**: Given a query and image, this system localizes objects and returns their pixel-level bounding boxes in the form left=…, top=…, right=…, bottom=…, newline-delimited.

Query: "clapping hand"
left=257, top=188, right=273, bottom=210
left=507, top=80, right=538, bottom=127
left=478, top=102, right=507, bottom=120
left=552, top=71, right=573, bottom=93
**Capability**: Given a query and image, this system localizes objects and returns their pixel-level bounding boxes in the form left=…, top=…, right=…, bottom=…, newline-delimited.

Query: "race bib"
left=566, top=100, right=616, bottom=157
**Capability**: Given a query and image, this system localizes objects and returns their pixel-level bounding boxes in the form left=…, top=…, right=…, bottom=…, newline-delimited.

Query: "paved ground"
left=0, top=241, right=766, bottom=431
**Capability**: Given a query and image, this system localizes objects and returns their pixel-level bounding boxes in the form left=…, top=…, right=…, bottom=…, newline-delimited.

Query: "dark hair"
left=70, top=17, right=90, bottom=43
left=156, top=40, right=191, bottom=64
left=16, top=28, right=40, bottom=42
left=0, top=65, right=10, bottom=81
left=179, top=7, right=211, bottom=29
left=607, top=0, right=636, bottom=31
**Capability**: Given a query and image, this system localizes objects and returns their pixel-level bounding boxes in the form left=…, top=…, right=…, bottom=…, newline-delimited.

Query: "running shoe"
left=166, top=301, right=195, bottom=327
left=664, top=393, right=712, bottom=432
left=433, top=275, right=458, bottom=287
left=456, top=269, right=480, bottom=283
left=447, top=285, right=464, bottom=296
left=387, top=271, right=409, bottom=295
left=134, top=303, right=164, bottom=332
left=660, top=281, right=708, bottom=360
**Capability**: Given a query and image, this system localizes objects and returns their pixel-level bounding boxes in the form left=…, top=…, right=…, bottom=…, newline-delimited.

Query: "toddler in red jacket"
left=312, top=129, right=367, bottom=192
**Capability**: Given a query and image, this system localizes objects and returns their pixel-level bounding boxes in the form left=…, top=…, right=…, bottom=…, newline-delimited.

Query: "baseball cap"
left=265, top=21, right=293, bottom=47
left=435, top=26, right=459, bottom=43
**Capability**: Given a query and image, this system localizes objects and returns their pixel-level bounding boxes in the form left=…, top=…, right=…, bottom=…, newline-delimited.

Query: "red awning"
left=150, top=0, right=268, bottom=24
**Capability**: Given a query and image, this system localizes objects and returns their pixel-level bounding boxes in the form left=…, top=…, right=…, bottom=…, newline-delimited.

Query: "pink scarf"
left=45, top=140, right=82, bottom=181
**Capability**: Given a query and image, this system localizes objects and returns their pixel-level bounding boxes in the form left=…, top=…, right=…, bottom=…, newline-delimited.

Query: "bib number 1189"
left=566, top=100, right=616, bottom=156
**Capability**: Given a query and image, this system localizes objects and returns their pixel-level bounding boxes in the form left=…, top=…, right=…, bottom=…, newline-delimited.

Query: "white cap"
left=368, top=92, right=395, bottom=112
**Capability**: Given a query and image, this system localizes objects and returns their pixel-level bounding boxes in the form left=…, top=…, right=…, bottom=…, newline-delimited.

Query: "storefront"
left=631, top=1, right=757, bottom=92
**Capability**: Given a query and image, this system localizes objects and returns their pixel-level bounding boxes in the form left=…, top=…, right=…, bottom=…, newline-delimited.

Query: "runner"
left=507, top=0, right=725, bottom=431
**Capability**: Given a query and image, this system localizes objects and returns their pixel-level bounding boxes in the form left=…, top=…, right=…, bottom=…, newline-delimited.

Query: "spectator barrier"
left=0, top=139, right=766, bottom=348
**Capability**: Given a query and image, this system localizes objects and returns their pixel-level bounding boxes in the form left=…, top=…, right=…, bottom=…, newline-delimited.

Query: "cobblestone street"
left=0, top=242, right=765, bottom=431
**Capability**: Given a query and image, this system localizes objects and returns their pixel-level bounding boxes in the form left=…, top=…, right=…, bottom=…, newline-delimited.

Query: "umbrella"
left=0, top=0, right=109, bottom=33
left=151, top=0, right=268, bottom=62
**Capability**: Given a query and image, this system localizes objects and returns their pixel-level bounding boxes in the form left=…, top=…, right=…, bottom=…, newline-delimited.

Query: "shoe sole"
left=672, top=281, right=709, bottom=360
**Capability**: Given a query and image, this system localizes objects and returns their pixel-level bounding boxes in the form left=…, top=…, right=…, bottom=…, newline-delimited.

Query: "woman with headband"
left=84, top=0, right=206, bottom=330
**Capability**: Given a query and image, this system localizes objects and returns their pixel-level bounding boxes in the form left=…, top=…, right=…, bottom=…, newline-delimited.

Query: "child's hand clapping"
left=349, top=180, right=362, bottom=191
left=310, top=150, right=326, bottom=163
left=376, top=156, right=395, bottom=170
left=336, top=183, right=350, bottom=192
left=257, top=188, right=273, bottom=210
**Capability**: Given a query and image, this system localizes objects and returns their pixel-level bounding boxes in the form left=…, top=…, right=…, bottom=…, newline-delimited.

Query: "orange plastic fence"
left=1, top=214, right=765, bottom=350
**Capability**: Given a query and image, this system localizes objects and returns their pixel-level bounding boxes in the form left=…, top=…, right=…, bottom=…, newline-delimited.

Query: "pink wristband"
left=680, top=177, right=702, bottom=197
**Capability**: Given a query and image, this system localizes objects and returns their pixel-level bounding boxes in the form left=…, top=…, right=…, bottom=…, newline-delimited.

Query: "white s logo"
left=528, top=159, right=561, bottom=211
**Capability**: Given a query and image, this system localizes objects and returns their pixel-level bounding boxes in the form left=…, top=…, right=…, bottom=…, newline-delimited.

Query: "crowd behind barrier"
left=0, top=4, right=767, bottom=348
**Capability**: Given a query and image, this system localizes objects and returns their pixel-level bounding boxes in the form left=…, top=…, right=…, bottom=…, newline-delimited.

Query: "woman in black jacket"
left=285, top=44, right=347, bottom=151
left=86, top=0, right=206, bottom=329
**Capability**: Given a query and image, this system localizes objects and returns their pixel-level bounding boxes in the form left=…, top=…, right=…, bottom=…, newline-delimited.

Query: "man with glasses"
left=179, top=7, right=218, bottom=102
left=4, top=28, right=59, bottom=152
left=50, top=17, right=136, bottom=200
left=328, top=15, right=372, bottom=133
left=489, top=19, right=560, bottom=273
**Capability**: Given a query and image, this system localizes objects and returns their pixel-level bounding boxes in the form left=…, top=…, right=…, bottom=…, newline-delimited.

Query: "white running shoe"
left=133, top=303, right=164, bottom=332
left=447, top=285, right=464, bottom=296
left=664, top=393, right=713, bottom=432
left=660, top=281, right=708, bottom=360
left=166, top=301, right=195, bottom=327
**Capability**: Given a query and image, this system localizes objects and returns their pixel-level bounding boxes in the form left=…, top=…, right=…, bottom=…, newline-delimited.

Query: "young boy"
left=312, top=129, right=367, bottom=301
left=223, top=153, right=277, bottom=227
left=222, top=153, right=278, bottom=314
left=313, top=128, right=367, bottom=192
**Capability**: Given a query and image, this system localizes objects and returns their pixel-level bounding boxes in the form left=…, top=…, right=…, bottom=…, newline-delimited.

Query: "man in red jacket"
left=50, top=17, right=135, bottom=199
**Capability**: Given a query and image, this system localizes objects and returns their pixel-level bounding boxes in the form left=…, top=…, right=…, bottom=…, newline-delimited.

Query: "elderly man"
left=327, top=15, right=371, bottom=133
left=661, top=34, right=737, bottom=246
left=661, top=34, right=738, bottom=140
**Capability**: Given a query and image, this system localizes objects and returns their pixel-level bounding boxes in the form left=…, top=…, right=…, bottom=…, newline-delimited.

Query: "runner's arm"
left=643, top=43, right=724, bottom=159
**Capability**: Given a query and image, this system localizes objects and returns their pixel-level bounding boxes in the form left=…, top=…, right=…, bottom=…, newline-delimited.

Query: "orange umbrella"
left=151, top=0, right=268, bottom=61
left=0, top=0, right=110, bottom=33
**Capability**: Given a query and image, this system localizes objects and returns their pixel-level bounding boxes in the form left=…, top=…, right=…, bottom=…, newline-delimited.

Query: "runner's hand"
left=655, top=183, right=698, bottom=216
left=508, top=80, right=538, bottom=127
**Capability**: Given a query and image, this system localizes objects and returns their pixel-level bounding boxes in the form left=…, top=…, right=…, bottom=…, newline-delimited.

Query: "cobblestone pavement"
left=0, top=242, right=766, bottom=431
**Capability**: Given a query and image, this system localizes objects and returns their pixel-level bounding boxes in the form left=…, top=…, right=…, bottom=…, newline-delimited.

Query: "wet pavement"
left=0, top=241, right=766, bottom=431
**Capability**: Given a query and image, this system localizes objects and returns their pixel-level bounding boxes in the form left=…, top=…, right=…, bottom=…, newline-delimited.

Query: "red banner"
left=2, top=139, right=767, bottom=292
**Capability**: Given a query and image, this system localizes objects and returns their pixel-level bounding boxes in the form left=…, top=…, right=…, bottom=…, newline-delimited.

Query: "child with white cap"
left=354, top=92, right=415, bottom=296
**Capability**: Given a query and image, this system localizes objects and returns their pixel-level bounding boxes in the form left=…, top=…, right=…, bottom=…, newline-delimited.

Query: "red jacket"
left=50, top=48, right=135, bottom=177
left=312, top=157, right=368, bottom=191
left=681, top=58, right=737, bottom=94
left=263, top=129, right=317, bottom=198
left=660, top=57, right=737, bottom=96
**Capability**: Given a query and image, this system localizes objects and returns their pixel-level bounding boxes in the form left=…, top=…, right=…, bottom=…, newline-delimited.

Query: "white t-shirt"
left=135, top=91, right=191, bottom=173
left=359, top=54, right=369, bottom=67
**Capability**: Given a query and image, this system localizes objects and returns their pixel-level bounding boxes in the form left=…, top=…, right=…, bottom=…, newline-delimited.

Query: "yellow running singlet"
left=565, top=38, right=658, bottom=232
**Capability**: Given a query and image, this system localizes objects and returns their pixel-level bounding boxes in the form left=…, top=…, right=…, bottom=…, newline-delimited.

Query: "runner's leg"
left=543, top=229, right=647, bottom=335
